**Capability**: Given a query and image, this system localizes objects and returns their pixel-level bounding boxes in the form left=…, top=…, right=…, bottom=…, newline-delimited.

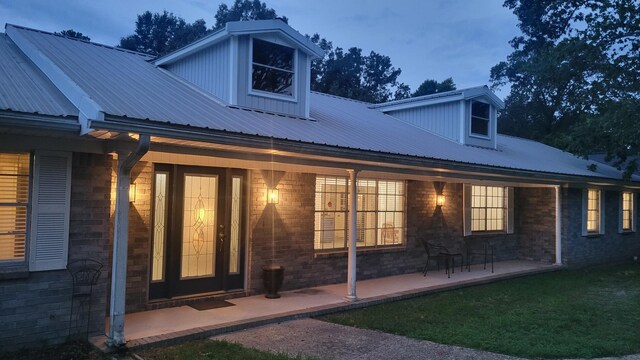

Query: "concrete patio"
left=97, top=260, right=559, bottom=350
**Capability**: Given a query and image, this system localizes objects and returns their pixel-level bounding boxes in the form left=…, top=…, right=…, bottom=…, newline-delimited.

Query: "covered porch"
left=102, top=260, right=558, bottom=350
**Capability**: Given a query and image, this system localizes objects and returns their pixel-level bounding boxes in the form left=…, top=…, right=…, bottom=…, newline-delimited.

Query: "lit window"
left=587, top=189, right=601, bottom=233
left=314, top=176, right=405, bottom=250
left=622, top=192, right=634, bottom=231
left=471, top=101, right=490, bottom=136
left=251, top=38, right=295, bottom=96
left=471, top=185, right=506, bottom=232
left=0, top=153, right=30, bottom=262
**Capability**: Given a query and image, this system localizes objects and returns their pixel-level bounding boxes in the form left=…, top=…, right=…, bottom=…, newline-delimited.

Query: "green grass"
left=320, top=263, right=640, bottom=359
left=138, top=339, right=307, bottom=360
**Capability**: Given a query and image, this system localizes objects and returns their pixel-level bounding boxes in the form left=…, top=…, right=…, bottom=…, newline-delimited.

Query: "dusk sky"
left=0, top=0, right=520, bottom=98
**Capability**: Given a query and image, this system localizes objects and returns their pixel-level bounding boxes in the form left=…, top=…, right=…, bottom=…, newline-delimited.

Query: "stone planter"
left=263, top=264, right=284, bottom=299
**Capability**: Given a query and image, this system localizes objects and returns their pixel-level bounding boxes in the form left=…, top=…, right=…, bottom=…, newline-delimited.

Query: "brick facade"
left=562, top=188, right=640, bottom=266
left=0, top=152, right=112, bottom=351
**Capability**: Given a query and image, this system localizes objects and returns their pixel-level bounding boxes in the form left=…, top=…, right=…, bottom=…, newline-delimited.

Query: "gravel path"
left=212, top=318, right=518, bottom=360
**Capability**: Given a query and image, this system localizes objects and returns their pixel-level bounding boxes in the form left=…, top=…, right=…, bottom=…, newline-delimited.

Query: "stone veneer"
left=0, top=153, right=112, bottom=351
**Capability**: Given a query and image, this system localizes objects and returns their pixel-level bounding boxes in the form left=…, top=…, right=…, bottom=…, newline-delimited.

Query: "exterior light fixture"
left=267, top=188, right=279, bottom=204
left=436, top=194, right=445, bottom=207
left=129, top=183, right=136, bottom=203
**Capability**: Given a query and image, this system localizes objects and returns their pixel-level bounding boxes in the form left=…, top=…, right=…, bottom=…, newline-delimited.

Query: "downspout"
left=555, top=185, right=562, bottom=265
left=107, top=134, right=150, bottom=347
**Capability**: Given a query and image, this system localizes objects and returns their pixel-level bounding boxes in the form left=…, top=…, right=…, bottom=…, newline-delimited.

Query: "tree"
left=309, top=34, right=408, bottom=103
left=119, top=11, right=208, bottom=56
left=54, top=29, right=90, bottom=41
left=412, top=78, right=456, bottom=97
left=213, top=0, right=286, bottom=29
left=491, top=0, right=640, bottom=177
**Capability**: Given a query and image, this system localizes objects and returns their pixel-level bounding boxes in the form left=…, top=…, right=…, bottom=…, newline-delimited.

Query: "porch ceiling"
left=139, top=136, right=635, bottom=189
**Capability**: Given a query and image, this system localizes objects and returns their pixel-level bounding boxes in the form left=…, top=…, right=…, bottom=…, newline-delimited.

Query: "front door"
left=149, top=164, right=246, bottom=300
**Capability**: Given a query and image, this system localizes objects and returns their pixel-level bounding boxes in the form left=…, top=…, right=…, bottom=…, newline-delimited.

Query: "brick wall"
left=0, top=152, right=112, bottom=351
left=562, top=188, right=640, bottom=266
left=516, top=187, right=556, bottom=263
left=247, top=174, right=525, bottom=294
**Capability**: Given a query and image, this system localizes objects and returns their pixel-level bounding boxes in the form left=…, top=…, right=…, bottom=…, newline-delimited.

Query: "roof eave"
left=155, top=20, right=324, bottom=66
left=92, top=116, right=637, bottom=187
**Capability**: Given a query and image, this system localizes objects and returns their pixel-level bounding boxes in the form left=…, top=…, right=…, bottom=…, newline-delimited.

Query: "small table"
left=440, top=250, right=464, bottom=278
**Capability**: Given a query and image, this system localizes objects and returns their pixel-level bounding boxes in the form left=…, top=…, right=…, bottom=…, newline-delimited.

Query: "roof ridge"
left=310, top=91, right=372, bottom=105
left=370, top=86, right=490, bottom=108
left=5, top=24, right=154, bottom=59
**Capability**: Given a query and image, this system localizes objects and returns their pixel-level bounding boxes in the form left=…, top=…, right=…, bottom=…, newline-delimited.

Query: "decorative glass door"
left=149, top=164, right=246, bottom=300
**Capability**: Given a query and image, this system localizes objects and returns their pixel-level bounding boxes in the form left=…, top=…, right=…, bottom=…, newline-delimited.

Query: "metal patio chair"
left=464, top=238, right=494, bottom=273
left=421, top=239, right=463, bottom=278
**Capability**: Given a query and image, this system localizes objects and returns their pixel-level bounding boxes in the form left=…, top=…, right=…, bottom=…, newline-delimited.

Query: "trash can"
left=263, top=264, right=284, bottom=299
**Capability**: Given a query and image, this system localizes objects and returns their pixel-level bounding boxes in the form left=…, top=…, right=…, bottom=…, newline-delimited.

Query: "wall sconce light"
left=129, top=183, right=136, bottom=203
left=267, top=188, right=279, bottom=204
left=436, top=194, right=445, bottom=207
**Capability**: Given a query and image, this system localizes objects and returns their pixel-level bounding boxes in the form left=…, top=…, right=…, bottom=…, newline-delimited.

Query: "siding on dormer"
left=165, top=41, right=230, bottom=102
left=235, top=35, right=308, bottom=117
left=386, top=101, right=461, bottom=143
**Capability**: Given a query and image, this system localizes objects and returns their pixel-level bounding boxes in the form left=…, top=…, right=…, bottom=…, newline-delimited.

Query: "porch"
left=102, top=260, right=558, bottom=350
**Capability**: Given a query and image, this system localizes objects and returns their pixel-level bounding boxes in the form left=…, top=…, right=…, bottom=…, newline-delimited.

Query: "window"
left=470, top=101, right=490, bottom=136
left=251, top=38, right=295, bottom=96
left=470, top=185, right=507, bottom=232
left=586, top=189, right=601, bottom=233
left=314, top=176, right=405, bottom=250
left=621, top=191, right=634, bottom=232
left=0, top=153, right=30, bottom=262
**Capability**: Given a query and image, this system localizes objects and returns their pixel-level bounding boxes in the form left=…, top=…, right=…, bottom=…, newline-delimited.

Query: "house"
left=0, top=19, right=639, bottom=351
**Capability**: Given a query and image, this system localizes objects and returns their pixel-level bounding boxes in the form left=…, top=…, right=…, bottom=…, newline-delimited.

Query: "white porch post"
left=107, top=135, right=149, bottom=347
left=555, top=185, right=562, bottom=265
left=346, top=169, right=359, bottom=301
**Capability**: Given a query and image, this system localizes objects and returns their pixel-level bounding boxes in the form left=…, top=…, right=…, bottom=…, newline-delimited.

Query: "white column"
left=555, top=185, right=562, bottom=265
left=346, top=169, right=359, bottom=301
left=108, top=153, right=131, bottom=346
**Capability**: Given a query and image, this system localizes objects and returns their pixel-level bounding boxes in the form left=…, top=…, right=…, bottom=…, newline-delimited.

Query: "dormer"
left=155, top=20, right=324, bottom=118
left=371, top=86, right=505, bottom=149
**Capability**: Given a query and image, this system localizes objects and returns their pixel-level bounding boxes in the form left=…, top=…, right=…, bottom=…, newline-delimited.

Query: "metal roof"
left=370, top=86, right=505, bottom=111
left=2, top=25, right=631, bottom=181
left=0, top=33, right=78, bottom=118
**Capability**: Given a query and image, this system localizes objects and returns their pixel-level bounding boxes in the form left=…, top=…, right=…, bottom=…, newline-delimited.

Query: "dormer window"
left=251, top=38, right=295, bottom=97
left=470, top=100, right=490, bottom=137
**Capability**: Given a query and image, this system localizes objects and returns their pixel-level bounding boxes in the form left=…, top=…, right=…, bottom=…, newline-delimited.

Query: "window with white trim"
left=314, top=176, right=405, bottom=250
left=471, top=185, right=508, bottom=232
left=251, top=38, right=295, bottom=96
left=586, top=189, right=601, bottom=233
left=470, top=100, right=490, bottom=136
left=0, top=153, right=30, bottom=262
left=621, top=191, right=634, bottom=232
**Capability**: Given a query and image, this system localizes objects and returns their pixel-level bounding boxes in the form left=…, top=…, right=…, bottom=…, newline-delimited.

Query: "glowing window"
left=0, top=153, right=30, bottom=262
left=587, top=189, right=601, bottom=233
left=471, top=185, right=506, bottom=232
left=622, top=192, right=633, bottom=231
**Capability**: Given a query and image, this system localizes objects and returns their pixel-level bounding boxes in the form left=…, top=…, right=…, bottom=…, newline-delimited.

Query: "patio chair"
left=464, top=238, right=494, bottom=273
left=421, top=239, right=464, bottom=278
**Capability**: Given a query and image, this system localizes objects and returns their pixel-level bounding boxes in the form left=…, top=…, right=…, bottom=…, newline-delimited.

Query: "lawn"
left=138, top=339, right=307, bottom=360
left=320, top=263, right=640, bottom=359
left=0, top=339, right=302, bottom=360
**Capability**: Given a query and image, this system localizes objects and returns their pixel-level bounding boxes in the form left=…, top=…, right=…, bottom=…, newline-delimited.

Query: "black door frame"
left=149, top=164, right=247, bottom=300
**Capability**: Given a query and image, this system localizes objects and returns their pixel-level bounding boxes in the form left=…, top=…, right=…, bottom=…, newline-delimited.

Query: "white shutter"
left=618, top=192, right=624, bottom=234
left=463, top=184, right=472, bottom=236
left=29, top=151, right=72, bottom=271
left=506, top=187, right=515, bottom=234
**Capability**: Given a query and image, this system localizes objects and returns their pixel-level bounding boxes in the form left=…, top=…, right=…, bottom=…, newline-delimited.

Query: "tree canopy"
left=492, top=0, right=640, bottom=177
left=54, top=29, right=90, bottom=41
left=213, top=0, right=286, bottom=29
left=412, top=78, right=456, bottom=97
left=119, top=11, right=208, bottom=56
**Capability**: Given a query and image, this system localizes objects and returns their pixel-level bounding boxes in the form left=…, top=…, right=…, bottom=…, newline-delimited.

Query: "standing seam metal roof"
left=4, top=25, right=631, bottom=181
left=0, top=33, right=77, bottom=117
